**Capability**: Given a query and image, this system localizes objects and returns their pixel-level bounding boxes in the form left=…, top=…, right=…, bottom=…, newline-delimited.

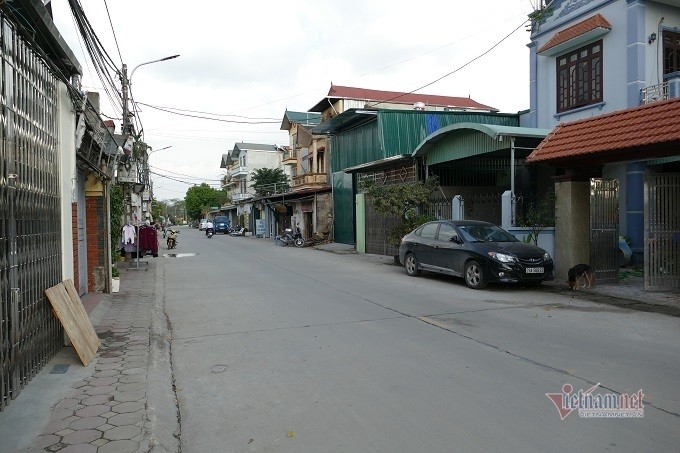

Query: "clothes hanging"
left=122, top=224, right=136, bottom=244
left=138, top=225, right=158, bottom=257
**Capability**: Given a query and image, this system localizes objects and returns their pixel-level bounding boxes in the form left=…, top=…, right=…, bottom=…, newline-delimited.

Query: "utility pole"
left=119, top=55, right=179, bottom=225
left=121, top=63, right=131, bottom=134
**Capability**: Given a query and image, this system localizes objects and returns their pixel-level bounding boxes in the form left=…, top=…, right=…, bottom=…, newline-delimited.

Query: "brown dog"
left=567, top=264, right=594, bottom=290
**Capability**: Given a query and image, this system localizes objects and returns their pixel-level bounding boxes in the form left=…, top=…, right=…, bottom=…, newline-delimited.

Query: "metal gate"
left=0, top=17, right=64, bottom=411
left=590, top=179, right=619, bottom=283
left=645, top=173, right=680, bottom=290
left=364, top=196, right=400, bottom=256
left=76, top=173, right=87, bottom=295
left=332, top=171, right=355, bottom=245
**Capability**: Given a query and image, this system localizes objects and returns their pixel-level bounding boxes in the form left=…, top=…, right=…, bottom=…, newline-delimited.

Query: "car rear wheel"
left=464, top=260, right=487, bottom=289
left=405, top=253, right=420, bottom=277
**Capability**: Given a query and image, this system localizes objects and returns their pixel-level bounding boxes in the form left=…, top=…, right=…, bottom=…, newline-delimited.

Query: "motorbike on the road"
left=167, top=229, right=179, bottom=249
left=206, top=228, right=214, bottom=238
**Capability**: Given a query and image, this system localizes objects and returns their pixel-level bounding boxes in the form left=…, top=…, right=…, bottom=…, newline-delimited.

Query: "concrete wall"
left=554, top=180, right=591, bottom=281
left=316, top=192, right=333, bottom=235
left=507, top=227, right=556, bottom=259
left=58, top=82, right=76, bottom=282
left=355, top=193, right=366, bottom=253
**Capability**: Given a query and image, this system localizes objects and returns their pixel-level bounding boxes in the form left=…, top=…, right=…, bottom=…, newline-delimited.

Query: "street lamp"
left=148, top=145, right=172, bottom=156
left=121, top=54, right=180, bottom=135
left=119, top=55, right=179, bottom=225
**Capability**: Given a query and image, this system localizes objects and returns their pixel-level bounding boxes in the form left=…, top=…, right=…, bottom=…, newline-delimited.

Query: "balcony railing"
left=221, top=175, right=236, bottom=188
left=641, top=82, right=668, bottom=105
left=253, top=182, right=290, bottom=196
left=232, top=192, right=252, bottom=202
left=292, top=173, right=328, bottom=188
left=282, top=152, right=298, bottom=166
left=230, top=165, right=248, bottom=178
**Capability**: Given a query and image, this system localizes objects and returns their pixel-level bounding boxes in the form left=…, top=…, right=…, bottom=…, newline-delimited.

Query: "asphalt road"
left=160, top=227, right=680, bottom=452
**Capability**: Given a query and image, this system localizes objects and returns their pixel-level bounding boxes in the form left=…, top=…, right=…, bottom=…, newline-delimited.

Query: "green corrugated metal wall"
left=330, top=121, right=381, bottom=171
left=332, top=171, right=355, bottom=244
left=426, top=130, right=511, bottom=166
left=379, top=111, right=517, bottom=157
left=329, top=111, right=519, bottom=171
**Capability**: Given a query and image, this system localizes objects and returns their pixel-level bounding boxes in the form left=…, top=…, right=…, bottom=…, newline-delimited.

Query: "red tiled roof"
left=537, top=14, right=611, bottom=54
left=309, top=84, right=498, bottom=112
left=526, top=97, right=680, bottom=165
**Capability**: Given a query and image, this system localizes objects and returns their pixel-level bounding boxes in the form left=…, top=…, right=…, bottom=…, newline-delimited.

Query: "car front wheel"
left=405, top=253, right=420, bottom=277
left=464, top=260, right=487, bottom=289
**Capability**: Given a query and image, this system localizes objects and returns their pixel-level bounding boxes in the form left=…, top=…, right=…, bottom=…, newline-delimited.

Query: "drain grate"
left=49, top=364, right=70, bottom=374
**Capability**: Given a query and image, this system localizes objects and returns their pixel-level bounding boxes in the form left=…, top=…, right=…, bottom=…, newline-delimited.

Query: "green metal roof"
left=280, top=110, right=322, bottom=130
left=343, top=155, right=411, bottom=173
left=312, top=109, right=378, bottom=135
left=412, top=123, right=551, bottom=165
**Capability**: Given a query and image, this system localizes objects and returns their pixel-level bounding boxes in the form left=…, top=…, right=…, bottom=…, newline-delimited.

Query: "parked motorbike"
left=167, top=229, right=179, bottom=249
left=229, top=225, right=246, bottom=236
left=293, top=227, right=304, bottom=247
left=279, top=228, right=295, bottom=246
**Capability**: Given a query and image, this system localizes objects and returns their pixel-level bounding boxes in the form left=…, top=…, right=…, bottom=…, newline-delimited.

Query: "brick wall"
left=72, top=203, right=79, bottom=291
left=86, top=195, right=106, bottom=292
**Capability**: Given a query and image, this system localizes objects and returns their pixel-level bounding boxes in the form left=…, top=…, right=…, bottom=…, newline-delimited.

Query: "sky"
left=50, top=0, right=538, bottom=201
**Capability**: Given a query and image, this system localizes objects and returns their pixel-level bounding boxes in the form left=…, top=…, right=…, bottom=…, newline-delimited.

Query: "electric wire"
left=150, top=165, right=222, bottom=182
left=149, top=170, right=222, bottom=187
left=67, top=0, right=123, bottom=115
left=138, top=104, right=280, bottom=121
left=102, top=0, right=124, bottom=65
left=366, top=18, right=531, bottom=108
left=136, top=102, right=280, bottom=124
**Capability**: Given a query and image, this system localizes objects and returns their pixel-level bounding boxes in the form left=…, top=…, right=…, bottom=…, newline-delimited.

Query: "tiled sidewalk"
left=29, top=262, right=172, bottom=453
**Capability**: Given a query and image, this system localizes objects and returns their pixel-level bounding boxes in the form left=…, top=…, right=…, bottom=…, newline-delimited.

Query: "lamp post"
left=121, top=54, right=179, bottom=135
left=149, top=145, right=172, bottom=155
left=119, top=55, right=179, bottom=224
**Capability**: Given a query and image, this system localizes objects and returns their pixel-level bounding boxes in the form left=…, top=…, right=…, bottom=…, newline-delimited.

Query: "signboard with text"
left=255, top=219, right=265, bottom=237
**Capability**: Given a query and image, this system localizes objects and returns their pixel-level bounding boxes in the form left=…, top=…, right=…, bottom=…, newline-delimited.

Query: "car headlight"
left=543, top=252, right=552, bottom=261
left=487, top=251, right=516, bottom=263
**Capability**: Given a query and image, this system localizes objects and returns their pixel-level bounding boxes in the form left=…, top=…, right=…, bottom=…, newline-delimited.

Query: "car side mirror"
left=450, top=235, right=462, bottom=244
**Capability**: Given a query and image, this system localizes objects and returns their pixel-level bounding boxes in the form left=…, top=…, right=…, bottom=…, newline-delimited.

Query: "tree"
left=515, top=190, right=556, bottom=246
left=109, top=185, right=124, bottom=264
left=362, top=177, right=440, bottom=248
left=151, top=199, right=166, bottom=221
left=185, top=183, right=223, bottom=220
left=251, top=168, right=289, bottom=195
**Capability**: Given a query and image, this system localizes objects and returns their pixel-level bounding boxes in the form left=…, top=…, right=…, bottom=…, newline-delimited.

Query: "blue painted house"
left=525, top=0, right=680, bottom=289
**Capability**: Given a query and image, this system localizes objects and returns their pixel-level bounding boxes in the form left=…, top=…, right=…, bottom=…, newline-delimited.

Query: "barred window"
left=556, top=40, right=602, bottom=113
left=663, top=30, right=680, bottom=75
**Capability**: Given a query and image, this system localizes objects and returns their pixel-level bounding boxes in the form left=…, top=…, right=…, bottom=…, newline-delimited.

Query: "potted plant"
left=111, top=265, right=120, bottom=293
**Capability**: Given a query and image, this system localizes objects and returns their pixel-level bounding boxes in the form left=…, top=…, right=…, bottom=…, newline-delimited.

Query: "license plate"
left=526, top=267, right=544, bottom=274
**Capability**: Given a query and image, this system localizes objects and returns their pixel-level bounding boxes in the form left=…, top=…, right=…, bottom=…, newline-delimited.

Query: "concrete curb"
left=146, top=256, right=181, bottom=453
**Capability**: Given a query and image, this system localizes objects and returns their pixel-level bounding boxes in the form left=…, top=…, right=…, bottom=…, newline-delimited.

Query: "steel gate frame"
left=644, top=173, right=680, bottom=291
left=590, top=179, right=620, bottom=284
left=0, top=16, right=64, bottom=411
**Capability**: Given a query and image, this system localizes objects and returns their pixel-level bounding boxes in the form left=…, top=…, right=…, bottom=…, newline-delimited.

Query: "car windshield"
left=214, top=217, right=228, bottom=223
left=457, top=224, right=518, bottom=243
